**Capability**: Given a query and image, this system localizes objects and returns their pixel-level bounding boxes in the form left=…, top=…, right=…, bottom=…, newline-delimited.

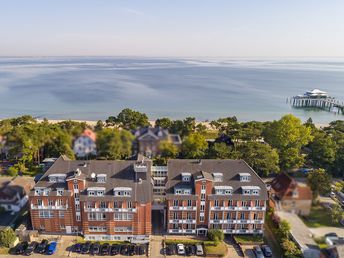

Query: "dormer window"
left=87, top=187, right=106, bottom=196
left=181, top=172, right=191, bottom=182
left=174, top=187, right=192, bottom=195
left=241, top=186, right=260, bottom=195
left=239, top=173, right=251, bottom=182
left=57, top=189, right=64, bottom=196
left=214, top=186, right=233, bottom=195
left=213, top=173, right=223, bottom=182
left=97, top=174, right=107, bottom=183
left=114, top=187, right=132, bottom=197
left=48, top=174, right=66, bottom=183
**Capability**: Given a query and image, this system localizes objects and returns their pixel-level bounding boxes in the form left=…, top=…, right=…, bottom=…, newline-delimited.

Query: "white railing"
left=169, top=206, right=197, bottom=211
left=211, top=206, right=266, bottom=211
left=31, top=204, right=68, bottom=210
left=168, top=229, right=196, bottom=234
left=169, top=219, right=183, bottom=223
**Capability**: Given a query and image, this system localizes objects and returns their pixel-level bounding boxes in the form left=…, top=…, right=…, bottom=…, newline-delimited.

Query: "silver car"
left=253, top=246, right=264, bottom=258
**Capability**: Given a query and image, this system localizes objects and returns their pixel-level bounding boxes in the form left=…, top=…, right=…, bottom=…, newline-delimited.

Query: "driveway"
left=309, top=227, right=344, bottom=238
left=276, top=211, right=319, bottom=254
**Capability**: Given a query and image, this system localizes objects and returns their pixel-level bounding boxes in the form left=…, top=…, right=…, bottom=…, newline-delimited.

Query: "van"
left=196, top=244, right=204, bottom=256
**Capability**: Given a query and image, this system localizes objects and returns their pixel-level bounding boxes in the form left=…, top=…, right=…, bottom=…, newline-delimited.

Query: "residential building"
left=73, top=129, right=97, bottom=158
left=133, top=127, right=181, bottom=158
left=165, top=159, right=268, bottom=236
left=29, top=156, right=152, bottom=241
left=29, top=156, right=267, bottom=240
left=270, top=173, right=312, bottom=216
left=0, top=176, right=35, bottom=212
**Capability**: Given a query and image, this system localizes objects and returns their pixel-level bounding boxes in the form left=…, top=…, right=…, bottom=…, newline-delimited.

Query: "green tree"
left=155, top=118, right=172, bottom=129
left=331, top=203, right=344, bottom=224
left=207, top=229, right=224, bottom=242
left=181, top=133, right=208, bottom=158
left=309, top=131, right=336, bottom=170
left=307, top=168, right=332, bottom=198
left=210, top=116, right=240, bottom=139
left=238, top=142, right=280, bottom=176
left=0, top=228, right=16, bottom=248
left=207, top=143, right=240, bottom=159
left=159, top=140, right=178, bottom=159
left=96, top=128, right=134, bottom=159
left=263, top=114, right=313, bottom=169
left=94, top=120, right=104, bottom=132
left=281, top=239, right=301, bottom=258
left=106, top=108, right=150, bottom=130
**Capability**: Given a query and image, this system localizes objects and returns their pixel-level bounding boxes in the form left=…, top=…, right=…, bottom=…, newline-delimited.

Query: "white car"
left=177, top=244, right=185, bottom=255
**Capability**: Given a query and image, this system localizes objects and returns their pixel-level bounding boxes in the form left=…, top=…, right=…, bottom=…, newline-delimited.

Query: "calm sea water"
left=0, top=57, right=344, bottom=124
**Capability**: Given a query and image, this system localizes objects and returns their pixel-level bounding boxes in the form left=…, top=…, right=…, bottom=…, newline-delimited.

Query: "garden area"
left=233, top=234, right=263, bottom=245
left=301, top=205, right=341, bottom=228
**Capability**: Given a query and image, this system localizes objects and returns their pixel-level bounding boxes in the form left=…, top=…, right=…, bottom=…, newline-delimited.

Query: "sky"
left=0, top=0, right=344, bottom=57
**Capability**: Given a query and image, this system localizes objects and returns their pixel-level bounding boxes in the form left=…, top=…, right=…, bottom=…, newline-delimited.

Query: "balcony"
left=31, top=204, right=68, bottom=210
left=169, top=206, right=197, bottom=211
left=211, top=206, right=266, bottom=211
left=113, top=208, right=137, bottom=212
left=169, top=219, right=183, bottom=223
left=168, top=229, right=196, bottom=234
left=209, top=219, right=222, bottom=224
left=182, top=219, right=196, bottom=224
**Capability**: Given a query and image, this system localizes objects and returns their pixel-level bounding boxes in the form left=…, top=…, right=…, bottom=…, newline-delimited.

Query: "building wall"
left=281, top=199, right=312, bottom=216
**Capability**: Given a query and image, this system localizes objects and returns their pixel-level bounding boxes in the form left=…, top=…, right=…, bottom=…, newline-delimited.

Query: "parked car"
left=24, top=241, right=38, bottom=256
left=73, top=243, right=82, bottom=253
left=261, top=245, right=272, bottom=257
left=253, top=246, right=265, bottom=258
left=196, top=244, right=204, bottom=256
left=120, top=245, right=129, bottom=256
left=166, top=245, right=176, bottom=255
left=15, top=241, right=28, bottom=255
left=110, top=244, right=120, bottom=255
left=136, top=245, right=146, bottom=255
left=189, top=245, right=196, bottom=256
left=177, top=244, right=185, bottom=255
left=81, top=242, right=91, bottom=254
left=46, top=242, right=57, bottom=255
left=91, top=242, right=100, bottom=255
left=36, top=239, right=49, bottom=254
left=129, top=245, right=136, bottom=256
left=101, top=243, right=110, bottom=255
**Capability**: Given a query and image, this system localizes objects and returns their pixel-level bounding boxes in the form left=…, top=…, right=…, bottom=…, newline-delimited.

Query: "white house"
left=73, top=129, right=97, bottom=158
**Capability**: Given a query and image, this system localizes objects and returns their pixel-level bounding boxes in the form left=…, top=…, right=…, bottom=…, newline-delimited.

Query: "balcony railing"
left=210, top=206, right=266, bottom=211
left=31, top=204, right=68, bottom=210
left=168, top=229, right=196, bottom=234
left=169, top=206, right=197, bottom=211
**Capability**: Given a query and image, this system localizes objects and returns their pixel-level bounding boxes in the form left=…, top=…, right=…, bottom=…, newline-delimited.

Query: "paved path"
left=309, top=227, right=344, bottom=238
left=150, top=235, right=164, bottom=258
left=276, top=211, right=320, bottom=258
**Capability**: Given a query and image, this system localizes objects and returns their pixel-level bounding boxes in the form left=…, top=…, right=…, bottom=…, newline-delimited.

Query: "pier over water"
left=288, top=89, right=344, bottom=115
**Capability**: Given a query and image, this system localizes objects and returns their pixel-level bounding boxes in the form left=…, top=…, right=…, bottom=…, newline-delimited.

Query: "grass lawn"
left=301, top=205, right=340, bottom=228
left=204, top=242, right=227, bottom=257
left=234, top=235, right=263, bottom=245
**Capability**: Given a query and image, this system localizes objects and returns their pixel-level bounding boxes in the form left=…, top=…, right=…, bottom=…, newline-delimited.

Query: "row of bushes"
left=267, top=208, right=302, bottom=258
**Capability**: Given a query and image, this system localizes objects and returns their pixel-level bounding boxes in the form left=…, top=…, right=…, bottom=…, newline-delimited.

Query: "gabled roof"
left=271, top=173, right=312, bottom=200
left=80, top=128, right=96, bottom=142
left=135, top=127, right=169, bottom=141
left=166, top=159, right=268, bottom=200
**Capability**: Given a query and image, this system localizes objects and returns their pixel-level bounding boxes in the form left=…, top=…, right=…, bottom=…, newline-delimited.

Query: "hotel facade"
left=29, top=156, right=267, bottom=241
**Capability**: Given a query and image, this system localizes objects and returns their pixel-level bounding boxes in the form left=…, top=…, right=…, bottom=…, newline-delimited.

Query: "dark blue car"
left=46, top=242, right=57, bottom=255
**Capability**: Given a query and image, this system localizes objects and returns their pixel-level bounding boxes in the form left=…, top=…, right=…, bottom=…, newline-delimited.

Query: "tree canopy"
left=106, top=108, right=150, bottom=130
left=181, top=132, right=208, bottom=158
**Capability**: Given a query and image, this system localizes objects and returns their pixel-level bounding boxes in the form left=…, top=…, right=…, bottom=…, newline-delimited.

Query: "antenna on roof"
left=91, top=173, right=96, bottom=180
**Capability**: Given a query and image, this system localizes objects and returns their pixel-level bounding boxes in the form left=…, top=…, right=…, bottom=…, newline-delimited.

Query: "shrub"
left=0, top=228, right=16, bottom=248
left=207, top=229, right=224, bottom=242
left=281, top=238, right=302, bottom=258
left=6, top=166, right=17, bottom=177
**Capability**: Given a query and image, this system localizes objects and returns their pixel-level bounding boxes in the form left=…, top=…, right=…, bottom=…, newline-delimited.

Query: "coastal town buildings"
left=73, top=129, right=97, bottom=158
left=29, top=156, right=268, bottom=241
left=133, top=127, right=181, bottom=158
left=270, top=173, right=312, bottom=216
left=0, top=176, right=35, bottom=213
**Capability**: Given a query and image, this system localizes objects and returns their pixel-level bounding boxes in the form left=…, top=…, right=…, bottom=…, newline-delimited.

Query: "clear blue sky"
left=1, top=0, right=344, bottom=57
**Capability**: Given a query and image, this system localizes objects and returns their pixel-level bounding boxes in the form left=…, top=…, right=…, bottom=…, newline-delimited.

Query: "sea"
left=0, top=57, right=344, bottom=124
